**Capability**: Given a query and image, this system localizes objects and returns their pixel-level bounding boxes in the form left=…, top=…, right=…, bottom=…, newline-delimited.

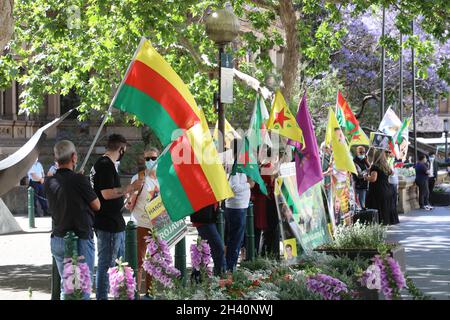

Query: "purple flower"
left=142, top=229, right=181, bottom=289
left=307, top=274, right=350, bottom=300
left=62, top=257, right=91, bottom=299
left=360, top=254, right=406, bottom=300
left=108, top=258, right=136, bottom=300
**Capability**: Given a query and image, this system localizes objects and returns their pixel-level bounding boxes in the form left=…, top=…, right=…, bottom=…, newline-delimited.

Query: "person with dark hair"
left=352, top=146, right=370, bottom=208
left=45, top=140, right=100, bottom=299
left=90, top=134, right=143, bottom=300
left=427, top=151, right=439, bottom=199
left=364, top=149, right=399, bottom=225
left=415, top=154, right=433, bottom=211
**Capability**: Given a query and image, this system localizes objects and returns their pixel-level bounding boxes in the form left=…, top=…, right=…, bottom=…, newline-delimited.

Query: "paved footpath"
left=0, top=214, right=198, bottom=300
left=387, top=206, right=450, bottom=300
left=2, top=208, right=450, bottom=300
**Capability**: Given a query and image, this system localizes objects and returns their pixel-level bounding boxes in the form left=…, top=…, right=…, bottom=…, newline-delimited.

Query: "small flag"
left=267, top=90, right=305, bottom=147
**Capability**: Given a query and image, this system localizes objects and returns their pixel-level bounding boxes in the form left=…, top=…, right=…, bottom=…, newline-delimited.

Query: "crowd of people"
left=321, top=142, right=442, bottom=226
left=36, top=129, right=445, bottom=299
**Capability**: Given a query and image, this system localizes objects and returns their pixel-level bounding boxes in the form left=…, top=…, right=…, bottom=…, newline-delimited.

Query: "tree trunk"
left=278, top=0, right=299, bottom=103
left=0, top=0, right=14, bottom=52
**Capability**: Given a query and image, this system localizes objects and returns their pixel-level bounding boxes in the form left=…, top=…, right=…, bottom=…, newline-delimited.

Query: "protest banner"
left=137, top=195, right=188, bottom=248
left=275, top=163, right=331, bottom=256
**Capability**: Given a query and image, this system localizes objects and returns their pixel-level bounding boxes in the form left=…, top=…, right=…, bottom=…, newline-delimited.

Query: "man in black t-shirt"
left=44, top=140, right=100, bottom=300
left=90, top=134, right=143, bottom=300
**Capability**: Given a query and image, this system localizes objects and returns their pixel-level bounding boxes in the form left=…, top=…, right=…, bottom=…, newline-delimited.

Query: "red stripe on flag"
left=124, top=60, right=200, bottom=129
left=169, top=134, right=217, bottom=211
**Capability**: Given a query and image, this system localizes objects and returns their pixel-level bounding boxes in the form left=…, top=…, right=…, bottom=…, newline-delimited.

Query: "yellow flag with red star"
left=267, top=90, right=305, bottom=146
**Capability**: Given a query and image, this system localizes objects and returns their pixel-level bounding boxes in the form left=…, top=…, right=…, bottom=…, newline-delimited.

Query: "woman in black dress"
left=364, top=149, right=399, bottom=225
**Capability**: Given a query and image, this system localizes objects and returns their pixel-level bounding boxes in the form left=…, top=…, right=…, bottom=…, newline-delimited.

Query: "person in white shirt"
left=225, top=171, right=254, bottom=272
left=126, top=146, right=159, bottom=298
left=27, top=158, right=48, bottom=216
left=428, top=151, right=438, bottom=201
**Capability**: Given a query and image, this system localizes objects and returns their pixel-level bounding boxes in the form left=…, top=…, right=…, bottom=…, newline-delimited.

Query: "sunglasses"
left=145, top=156, right=158, bottom=161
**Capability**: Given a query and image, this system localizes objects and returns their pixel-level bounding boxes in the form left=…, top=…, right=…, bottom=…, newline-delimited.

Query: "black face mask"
left=117, top=148, right=125, bottom=162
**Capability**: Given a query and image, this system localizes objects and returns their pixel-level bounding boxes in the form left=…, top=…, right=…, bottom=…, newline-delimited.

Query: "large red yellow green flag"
left=113, top=38, right=233, bottom=221
left=267, top=90, right=305, bottom=147
left=114, top=39, right=202, bottom=146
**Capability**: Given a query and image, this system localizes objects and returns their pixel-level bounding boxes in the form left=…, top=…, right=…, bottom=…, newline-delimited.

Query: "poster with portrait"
left=331, top=170, right=355, bottom=226
left=283, top=238, right=298, bottom=265
left=143, top=195, right=188, bottom=248
left=275, top=163, right=331, bottom=254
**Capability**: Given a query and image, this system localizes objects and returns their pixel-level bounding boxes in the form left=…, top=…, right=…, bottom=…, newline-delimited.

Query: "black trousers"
left=416, top=180, right=430, bottom=208
left=429, top=178, right=436, bottom=197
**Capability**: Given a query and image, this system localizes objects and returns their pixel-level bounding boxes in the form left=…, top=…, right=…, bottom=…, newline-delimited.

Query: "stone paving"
left=0, top=214, right=198, bottom=300
left=1, top=207, right=450, bottom=300
left=387, top=206, right=450, bottom=299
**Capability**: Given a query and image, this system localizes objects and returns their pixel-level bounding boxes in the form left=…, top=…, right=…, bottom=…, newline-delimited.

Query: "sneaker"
left=426, top=205, right=434, bottom=210
left=424, top=206, right=432, bottom=211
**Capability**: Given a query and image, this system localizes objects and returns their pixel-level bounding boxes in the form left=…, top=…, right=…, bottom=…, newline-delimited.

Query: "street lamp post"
left=205, top=5, right=240, bottom=154
left=444, top=119, right=448, bottom=161
left=205, top=5, right=239, bottom=244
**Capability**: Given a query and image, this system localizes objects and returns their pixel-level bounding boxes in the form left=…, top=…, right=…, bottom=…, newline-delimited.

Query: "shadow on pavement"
left=0, top=264, right=51, bottom=294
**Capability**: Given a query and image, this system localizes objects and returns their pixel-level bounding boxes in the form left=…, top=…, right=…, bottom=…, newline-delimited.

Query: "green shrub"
left=326, top=221, right=387, bottom=249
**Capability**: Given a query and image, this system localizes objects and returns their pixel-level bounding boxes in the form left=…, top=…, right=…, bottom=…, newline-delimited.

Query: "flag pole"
left=78, top=37, right=147, bottom=172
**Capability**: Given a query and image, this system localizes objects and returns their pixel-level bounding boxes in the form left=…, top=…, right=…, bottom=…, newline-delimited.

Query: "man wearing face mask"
left=126, top=146, right=160, bottom=298
left=352, top=146, right=370, bottom=209
left=44, top=140, right=100, bottom=299
left=90, top=134, right=143, bottom=300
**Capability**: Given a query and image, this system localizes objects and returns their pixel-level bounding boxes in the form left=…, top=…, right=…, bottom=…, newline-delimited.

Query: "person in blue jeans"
left=44, top=140, right=100, bottom=300
left=191, top=204, right=226, bottom=276
left=225, top=172, right=254, bottom=272
left=90, top=134, right=143, bottom=299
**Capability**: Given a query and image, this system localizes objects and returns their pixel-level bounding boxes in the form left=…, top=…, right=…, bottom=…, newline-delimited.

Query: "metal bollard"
left=245, top=202, right=255, bottom=261
left=216, top=206, right=225, bottom=245
left=125, top=221, right=138, bottom=299
left=175, top=237, right=186, bottom=286
left=50, top=257, right=61, bottom=300
left=27, top=187, right=35, bottom=228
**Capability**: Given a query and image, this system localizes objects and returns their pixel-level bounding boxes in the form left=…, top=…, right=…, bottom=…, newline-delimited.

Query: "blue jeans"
left=50, top=236, right=95, bottom=300
left=196, top=224, right=226, bottom=275
left=95, top=230, right=125, bottom=300
left=224, top=208, right=247, bottom=272
left=356, top=189, right=367, bottom=209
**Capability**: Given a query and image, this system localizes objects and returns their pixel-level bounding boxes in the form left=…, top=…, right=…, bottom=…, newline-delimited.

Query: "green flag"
left=231, top=136, right=267, bottom=195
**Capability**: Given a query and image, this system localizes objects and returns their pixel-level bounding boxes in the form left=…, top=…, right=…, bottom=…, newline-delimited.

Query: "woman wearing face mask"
left=126, top=146, right=160, bottom=298
left=352, top=146, right=370, bottom=209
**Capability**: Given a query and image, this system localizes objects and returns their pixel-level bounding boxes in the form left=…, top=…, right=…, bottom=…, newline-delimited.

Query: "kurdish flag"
left=335, top=90, right=370, bottom=147
left=267, top=90, right=305, bottom=147
left=325, top=108, right=357, bottom=174
left=157, top=113, right=234, bottom=221
left=113, top=38, right=233, bottom=221
left=232, top=136, right=267, bottom=195
left=248, top=94, right=272, bottom=150
left=213, top=118, right=241, bottom=149
left=114, top=39, right=202, bottom=146
left=396, top=116, right=412, bottom=145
